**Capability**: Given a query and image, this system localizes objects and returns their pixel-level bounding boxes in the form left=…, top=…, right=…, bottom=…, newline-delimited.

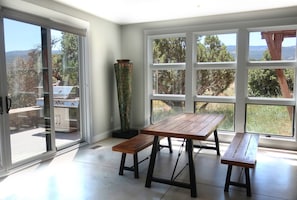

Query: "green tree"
left=60, top=32, right=79, bottom=86
left=197, top=36, right=235, bottom=97
left=51, top=32, right=79, bottom=86
left=153, top=36, right=235, bottom=110
left=248, top=50, right=294, bottom=97
left=7, top=50, right=40, bottom=108
left=153, top=37, right=186, bottom=98
left=153, top=37, right=186, bottom=63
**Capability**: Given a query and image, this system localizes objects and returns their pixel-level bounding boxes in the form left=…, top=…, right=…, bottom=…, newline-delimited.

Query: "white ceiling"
left=54, top=0, right=297, bottom=24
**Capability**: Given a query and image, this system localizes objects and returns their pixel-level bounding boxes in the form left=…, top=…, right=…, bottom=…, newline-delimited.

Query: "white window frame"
left=145, top=19, right=297, bottom=150
left=146, top=33, right=187, bottom=123
left=193, top=31, right=238, bottom=132
left=244, top=26, right=297, bottom=138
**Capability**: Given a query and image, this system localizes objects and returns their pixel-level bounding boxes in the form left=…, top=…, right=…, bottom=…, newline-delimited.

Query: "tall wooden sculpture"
left=112, top=59, right=138, bottom=138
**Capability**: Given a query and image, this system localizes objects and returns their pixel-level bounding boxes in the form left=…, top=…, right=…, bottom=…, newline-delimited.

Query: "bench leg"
left=133, top=153, right=139, bottom=178
left=224, top=165, right=232, bottom=192
left=119, top=153, right=126, bottom=176
left=245, top=168, right=251, bottom=196
left=224, top=165, right=252, bottom=197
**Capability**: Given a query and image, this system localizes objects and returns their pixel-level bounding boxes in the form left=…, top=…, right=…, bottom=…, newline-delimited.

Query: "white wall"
left=86, top=16, right=122, bottom=142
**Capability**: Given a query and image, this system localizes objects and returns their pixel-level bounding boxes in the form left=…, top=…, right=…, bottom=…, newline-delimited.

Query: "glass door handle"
left=0, top=97, right=3, bottom=114
left=6, top=96, right=11, bottom=113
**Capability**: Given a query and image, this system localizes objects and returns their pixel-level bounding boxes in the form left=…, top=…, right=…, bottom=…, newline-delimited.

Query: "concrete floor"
left=0, top=137, right=296, bottom=200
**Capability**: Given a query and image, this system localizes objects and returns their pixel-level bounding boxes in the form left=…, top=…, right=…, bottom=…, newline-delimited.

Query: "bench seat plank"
left=112, top=134, right=154, bottom=154
left=221, top=133, right=259, bottom=168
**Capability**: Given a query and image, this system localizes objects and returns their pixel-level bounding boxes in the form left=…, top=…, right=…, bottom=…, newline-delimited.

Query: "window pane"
left=249, top=30, right=296, bottom=61
left=196, top=33, right=236, bottom=62
left=246, top=104, right=294, bottom=136
left=51, top=30, right=81, bottom=148
left=153, top=37, right=186, bottom=63
left=195, top=102, right=234, bottom=131
left=151, top=100, right=184, bottom=123
left=4, top=18, right=47, bottom=163
left=153, top=69, right=185, bottom=94
left=248, top=68, right=294, bottom=98
left=197, top=69, right=235, bottom=96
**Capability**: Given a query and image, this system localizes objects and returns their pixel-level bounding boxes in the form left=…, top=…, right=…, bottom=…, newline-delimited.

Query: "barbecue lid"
left=53, top=86, right=76, bottom=99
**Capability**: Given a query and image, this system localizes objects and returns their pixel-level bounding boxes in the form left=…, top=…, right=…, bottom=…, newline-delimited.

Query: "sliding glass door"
left=50, top=30, right=82, bottom=149
left=3, top=19, right=49, bottom=164
left=0, top=16, right=84, bottom=170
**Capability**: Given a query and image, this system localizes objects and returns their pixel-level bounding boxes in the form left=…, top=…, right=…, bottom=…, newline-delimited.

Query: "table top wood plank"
left=141, top=113, right=225, bottom=140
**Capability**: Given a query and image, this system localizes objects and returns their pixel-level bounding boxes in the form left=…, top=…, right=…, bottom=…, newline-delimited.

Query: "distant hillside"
left=5, top=50, right=61, bottom=66
left=226, top=45, right=296, bottom=60
left=5, top=50, right=32, bottom=65
left=4, top=46, right=296, bottom=66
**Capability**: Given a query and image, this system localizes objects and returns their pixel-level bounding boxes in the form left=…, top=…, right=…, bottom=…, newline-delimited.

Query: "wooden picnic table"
left=140, top=113, right=225, bottom=197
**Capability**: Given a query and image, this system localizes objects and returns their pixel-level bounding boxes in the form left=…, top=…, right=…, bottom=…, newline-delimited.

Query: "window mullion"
left=41, top=27, right=55, bottom=151
left=185, top=32, right=194, bottom=113
left=235, top=29, right=249, bottom=133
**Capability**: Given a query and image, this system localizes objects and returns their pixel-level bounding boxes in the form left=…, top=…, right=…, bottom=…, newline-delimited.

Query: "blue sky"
left=3, top=18, right=296, bottom=52
left=207, top=32, right=296, bottom=47
left=4, top=18, right=62, bottom=52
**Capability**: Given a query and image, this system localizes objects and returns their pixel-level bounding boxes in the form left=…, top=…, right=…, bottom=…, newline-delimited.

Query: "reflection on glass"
left=195, top=102, right=234, bottom=131
left=151, top=100, right=184, bottom=123
left=4, top=18, right=47, bottom=163
left=50, top=30, right=81, bottom=148
left=246, top=104, right=294, bottom=136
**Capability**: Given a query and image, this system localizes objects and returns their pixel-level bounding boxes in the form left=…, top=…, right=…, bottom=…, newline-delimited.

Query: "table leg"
left=193, top=129, right=220, bottom=155
left=167, top=137, right=173, bottom=153
left=145, top=136, right=159, bottom=188
left=214, top=129, right=220, bottom=156
left=186, top=139, right=197, bottom=197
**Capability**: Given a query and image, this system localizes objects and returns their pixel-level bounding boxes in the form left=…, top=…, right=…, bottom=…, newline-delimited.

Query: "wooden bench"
left=112, top=134, right=172, bottom=178
left=221, top=132, right=259, bottom=196
left=112, top=134, right=154, bottom=178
